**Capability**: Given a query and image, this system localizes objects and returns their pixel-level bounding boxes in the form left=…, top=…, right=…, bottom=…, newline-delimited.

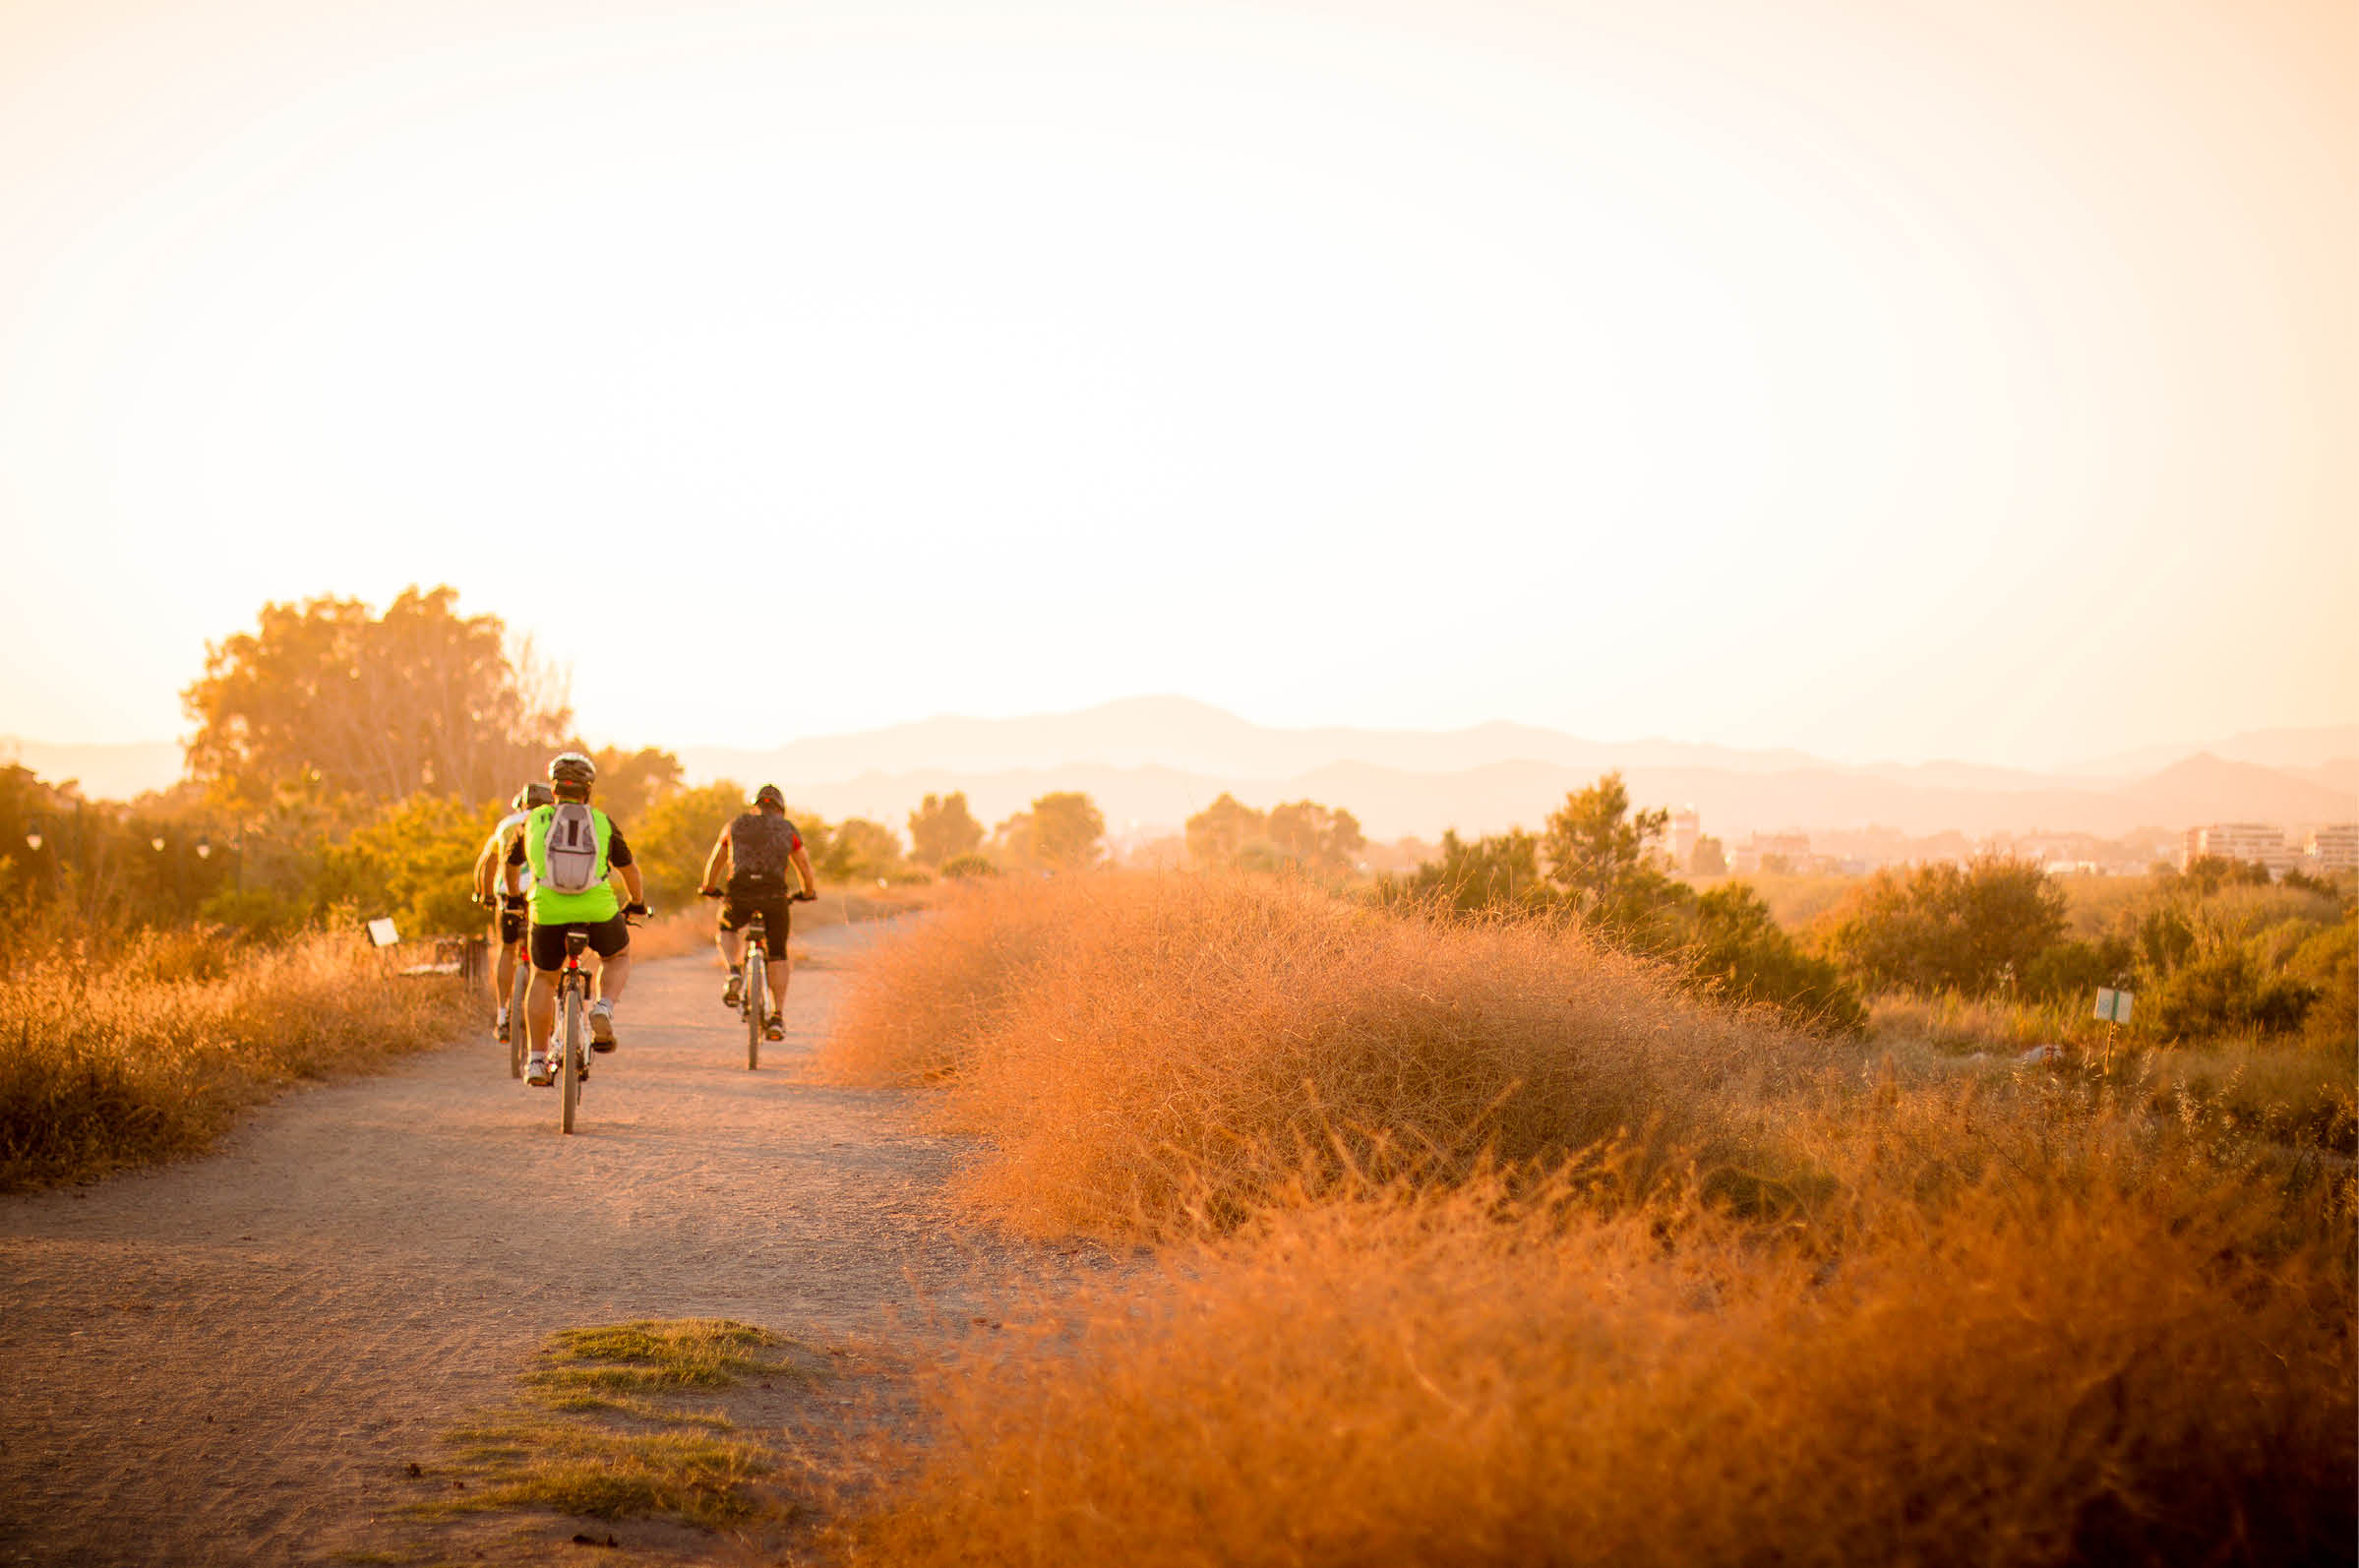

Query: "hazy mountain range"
left=7, top=697, right=2353, bottom=842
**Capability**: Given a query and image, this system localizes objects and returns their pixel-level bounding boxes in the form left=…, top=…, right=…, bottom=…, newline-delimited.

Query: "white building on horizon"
left=2181, top=822, right=2296, bottom=874
left=1663, top=805, right=1700, bottom=871
left=2306, top=824, right=2359, bottom=874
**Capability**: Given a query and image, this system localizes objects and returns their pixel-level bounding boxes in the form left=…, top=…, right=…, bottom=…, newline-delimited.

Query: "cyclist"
left=696, top=784, right=817, bottom=1041
left=471, top=781, right=553, bottom=1047
left=505, top=751, right=647, bottom=1086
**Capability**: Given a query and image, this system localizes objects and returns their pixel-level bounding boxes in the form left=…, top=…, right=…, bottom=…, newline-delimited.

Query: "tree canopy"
left=907, top=792, right=984, bottom=867
left=1815, top=859, right=2069, bottom=995
left=1030, top=792, right=1106, bottom=870
left=182, top=586, right=568, bottom=816
left=1542, top=771, right=1673, bottom=925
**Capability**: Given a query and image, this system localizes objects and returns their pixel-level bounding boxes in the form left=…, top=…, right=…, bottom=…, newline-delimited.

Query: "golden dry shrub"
left=846, top=1155, right=2356, bottom=1568
left=818, top=874, right=1082, bottom=1086
left=818, top=872, right=1821, bottom=1238
left=0, top=930, right=473, bottom=1189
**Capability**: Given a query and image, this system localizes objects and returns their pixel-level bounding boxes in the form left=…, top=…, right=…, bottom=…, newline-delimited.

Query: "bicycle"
left=474, top=891, right=533, bottom=1079
left=702, top=886, right=815, bottom=1070
left=540, top=903, right=649, bottom=1134
left=502, top=894, right=530, bottom=1079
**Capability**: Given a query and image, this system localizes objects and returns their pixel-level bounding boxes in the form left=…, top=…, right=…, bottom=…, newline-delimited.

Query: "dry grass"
left=818, top=872, right=2355, bottom=1568
left=843, top=1112, right=2354, bottom=1568
left=1869, top=988, right=2097, bottom=1053
left=1870, top=991, right=2357, bottom=1154
left=0, top=926, right=472, bottom=1190
left=631, top=883, right=936, bottom=963
left=817, top=873, right=1828, bottom=1239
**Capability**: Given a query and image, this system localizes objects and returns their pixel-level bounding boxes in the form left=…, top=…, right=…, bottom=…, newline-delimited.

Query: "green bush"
left=2146, top=946, right=2317, bottom=1039
left=1817, top=860, right=2067, bottom=995
left=1680, top=883, right=1865, bottom=1034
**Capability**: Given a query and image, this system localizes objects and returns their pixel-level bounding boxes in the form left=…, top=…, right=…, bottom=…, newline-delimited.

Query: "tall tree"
left=907, top=792, right=984, bottom=866
left=1185, top=793, right=1266, bottom=869
left=822, top=817, right=904, bottom=882
left=183, top=586, right=568, bottom=816
left=588, top=746, right=684, bottom=822
left=1030, top=791, right=1105, bottom=870
left=1265, top=800, right=1367, bottom=874
left=1542, top=772, right=1674, bottom=932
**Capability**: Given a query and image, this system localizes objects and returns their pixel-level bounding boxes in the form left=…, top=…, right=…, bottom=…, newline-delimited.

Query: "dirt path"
left=0, top=924, right=1014, bottom=1567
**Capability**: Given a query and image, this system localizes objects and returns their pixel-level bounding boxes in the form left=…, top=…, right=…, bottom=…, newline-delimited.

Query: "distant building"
left=1732, top=830, right=1813, bottom=875
left=1664, top=806, right=1700, bottom=871
left=2181, top=822, right=2296, bottom=874
left=2306, top=824, right=2359, bottom=874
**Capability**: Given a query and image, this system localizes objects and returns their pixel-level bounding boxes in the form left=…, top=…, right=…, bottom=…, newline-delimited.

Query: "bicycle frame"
left=557, top=930, right=591, bottom=1134
left=505, top=895, right=530, bottom=1079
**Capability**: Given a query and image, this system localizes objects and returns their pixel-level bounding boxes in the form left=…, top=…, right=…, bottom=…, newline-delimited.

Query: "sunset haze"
left=1, top=0, right=2350, bottom=769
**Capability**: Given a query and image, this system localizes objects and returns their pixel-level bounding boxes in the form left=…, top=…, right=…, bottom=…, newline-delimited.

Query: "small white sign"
left=367, top=917, right=400, bottom=948
left=2093, top=988, right=2134, bottom=1024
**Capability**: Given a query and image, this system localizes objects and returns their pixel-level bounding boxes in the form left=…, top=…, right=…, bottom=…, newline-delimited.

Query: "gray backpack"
left=541, top=803, right=603, bottom=894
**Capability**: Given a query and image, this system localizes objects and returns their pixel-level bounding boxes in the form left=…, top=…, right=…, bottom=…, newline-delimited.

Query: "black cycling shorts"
left=717, top=891, right=790, bottom=958
left=529, top=913, right=632, bottom=972
left=497, top=901, right=528, bottom=946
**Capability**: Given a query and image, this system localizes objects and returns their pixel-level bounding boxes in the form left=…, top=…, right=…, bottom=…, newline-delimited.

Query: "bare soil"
left=0, top=923, right=1041, bottom=1567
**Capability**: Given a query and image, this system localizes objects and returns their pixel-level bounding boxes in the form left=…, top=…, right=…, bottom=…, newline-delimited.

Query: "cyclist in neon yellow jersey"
left=502, top=751, right=647, bottom=1087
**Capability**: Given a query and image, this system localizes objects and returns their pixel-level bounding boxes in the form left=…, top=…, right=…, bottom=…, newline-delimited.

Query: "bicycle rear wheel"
left=745, top=950, right=764, bottom=1070
left=561, top=986, right=582, bottom=1133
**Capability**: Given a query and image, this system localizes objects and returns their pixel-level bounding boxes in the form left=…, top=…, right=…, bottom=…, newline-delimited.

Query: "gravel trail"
left=0, top=923, right=999, bottom=1566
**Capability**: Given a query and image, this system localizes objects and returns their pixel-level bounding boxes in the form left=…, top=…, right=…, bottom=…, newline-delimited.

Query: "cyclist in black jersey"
left=696, top=784, right=818, bottom=1034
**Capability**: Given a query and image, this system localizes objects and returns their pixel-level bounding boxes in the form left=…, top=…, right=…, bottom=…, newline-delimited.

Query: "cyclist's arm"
left=471, top=838, right=501, bottom=901
left=607, top=825, right=646, bottom=910
left=700, top=827, right=732, bottom=889
left=790, top=844, right=817, bottom=897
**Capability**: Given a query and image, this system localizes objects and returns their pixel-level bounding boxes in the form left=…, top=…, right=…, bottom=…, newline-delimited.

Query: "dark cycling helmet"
left=753, top=784, right=785, bottom=809
left=548, top=752, right=597, bottom=787
left=512, top=781, right=556, bottom=811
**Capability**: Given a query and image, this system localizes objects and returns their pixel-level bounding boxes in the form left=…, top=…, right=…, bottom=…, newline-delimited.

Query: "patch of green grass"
left=525, top=1317, right=811, bottom=1397
left=461, top=1426, right=783, bottom=1528
left=537, top=1391, right=737, bottom=1424
left=410, top=1318, right=833, bottom=1539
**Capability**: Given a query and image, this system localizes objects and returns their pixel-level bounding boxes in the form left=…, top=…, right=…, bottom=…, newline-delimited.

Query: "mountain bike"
left=475, top=891, right=533, bottom=1079
left=543, top=904, right=649, bottom=1134
left=502, top=894, right=530, bottom=1079
left=702, top=887, right=816, bottom=1071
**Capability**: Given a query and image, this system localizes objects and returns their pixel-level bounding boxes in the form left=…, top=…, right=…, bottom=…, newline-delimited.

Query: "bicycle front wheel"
left=745, top=951, right=764, bottom=1071
left=561, top=987, right=582, bottom=1134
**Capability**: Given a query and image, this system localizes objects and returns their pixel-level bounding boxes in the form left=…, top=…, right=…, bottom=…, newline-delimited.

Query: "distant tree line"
left=1378, top=770, right=2354, bottom=1049
left=2, top=587, right=939, bottom=948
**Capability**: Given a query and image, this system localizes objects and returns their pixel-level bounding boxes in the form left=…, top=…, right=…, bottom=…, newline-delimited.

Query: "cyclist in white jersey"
left=472, top=782, right=554, bottom=1044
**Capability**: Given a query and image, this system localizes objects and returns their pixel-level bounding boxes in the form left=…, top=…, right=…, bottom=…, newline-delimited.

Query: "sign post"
left=2092, top=985, right=2134, bottom=1071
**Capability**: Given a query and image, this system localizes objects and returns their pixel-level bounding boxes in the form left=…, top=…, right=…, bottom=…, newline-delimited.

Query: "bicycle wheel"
left=561, top=985, right=582, bottom=1134
left=508, top=952, right=529, bottom=1079
left=745, top=949, right=764, bottom=1070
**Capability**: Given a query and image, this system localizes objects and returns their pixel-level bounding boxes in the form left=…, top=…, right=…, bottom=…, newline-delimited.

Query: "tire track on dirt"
left=0, top=923, right=1018, bottom=1567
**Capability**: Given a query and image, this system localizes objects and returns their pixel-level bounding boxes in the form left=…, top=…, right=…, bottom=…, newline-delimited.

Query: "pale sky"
left=1, top=0, right=2351, bottom=769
